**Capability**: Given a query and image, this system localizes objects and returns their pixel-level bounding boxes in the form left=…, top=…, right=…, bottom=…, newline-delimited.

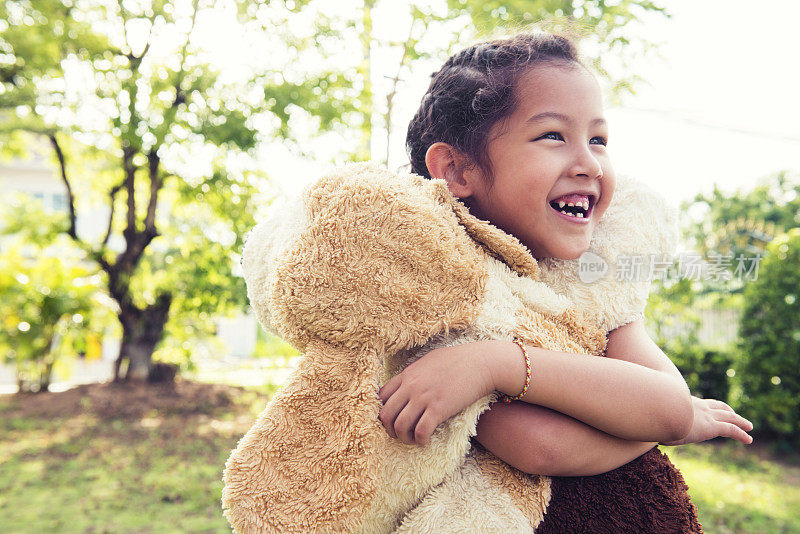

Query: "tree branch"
left=103, top=179, right=126, bottom=247
left=144, top=149, right=161, bottom=235
left=48, top=133, right=78, bottom=240
left=47, top=132, right=116, bottom=283
left=383, top=17, right=416, bottom=166
left=122, top=145, right=137, bottom=245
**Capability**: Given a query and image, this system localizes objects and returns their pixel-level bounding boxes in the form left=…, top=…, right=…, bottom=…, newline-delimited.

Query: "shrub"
left=646, top=277, right=734, bottom=403
left=669, top=343, right=734, bottom=404
left=736, top=228, right=800, bottom=449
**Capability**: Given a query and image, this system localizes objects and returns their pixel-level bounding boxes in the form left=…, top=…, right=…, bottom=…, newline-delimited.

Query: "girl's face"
left=462, top=64, right=616, bottom=260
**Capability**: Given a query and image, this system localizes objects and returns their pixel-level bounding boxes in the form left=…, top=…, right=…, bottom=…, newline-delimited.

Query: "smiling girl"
left=378, top=32, right=753, bottom=478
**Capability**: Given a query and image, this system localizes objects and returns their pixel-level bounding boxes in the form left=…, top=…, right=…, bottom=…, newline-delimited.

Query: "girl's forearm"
left=475, top=401, right=658, bottom=476
left=483, top=340, right=693, bottom=443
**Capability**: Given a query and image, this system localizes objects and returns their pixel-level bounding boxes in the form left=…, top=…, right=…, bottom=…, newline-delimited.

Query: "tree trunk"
left=115, top=293, right=172, bottom=383
left=39, top=357, right=54, bottom=392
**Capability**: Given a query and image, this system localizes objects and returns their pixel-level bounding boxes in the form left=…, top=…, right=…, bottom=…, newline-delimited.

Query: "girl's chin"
left=540, top=241, right=591, bottom=261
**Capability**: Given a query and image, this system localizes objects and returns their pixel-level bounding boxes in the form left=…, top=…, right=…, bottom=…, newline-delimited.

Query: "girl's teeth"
left=558, top=201, right=565, bottom=208
left=558, top=209, right=587, bottom=218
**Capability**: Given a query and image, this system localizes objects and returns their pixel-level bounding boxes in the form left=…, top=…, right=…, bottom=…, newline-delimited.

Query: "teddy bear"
left=221, top=162, right=703, bottom=533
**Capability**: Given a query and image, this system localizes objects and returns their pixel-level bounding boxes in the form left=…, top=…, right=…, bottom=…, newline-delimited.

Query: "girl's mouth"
left=548, top=194, right=595, bottom=222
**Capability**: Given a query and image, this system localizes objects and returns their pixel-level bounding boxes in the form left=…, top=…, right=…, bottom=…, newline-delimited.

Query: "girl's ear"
left=425, top=142, right=476, bottom=199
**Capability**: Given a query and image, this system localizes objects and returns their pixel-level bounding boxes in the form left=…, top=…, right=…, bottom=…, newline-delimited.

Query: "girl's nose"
left=568, top=146, right=603, bottom=180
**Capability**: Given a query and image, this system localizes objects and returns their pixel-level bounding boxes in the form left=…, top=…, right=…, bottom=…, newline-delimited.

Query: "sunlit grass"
left=664, top=442, right=800, bottom=533
left=0, top=385, right=268, bottom=534
left=1, top=386, right=798, bottom=533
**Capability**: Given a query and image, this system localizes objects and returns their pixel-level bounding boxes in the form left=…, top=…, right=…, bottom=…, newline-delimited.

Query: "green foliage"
left=681, top=171, right=800, bottom=296
left=0, top=0, right=291, bottom=376
left=0, top=197, right=114, bottom=392
left=645, top=276, right=700, bottom=347
left=673, top=344, right=734, bottom=404
left=448, top=0, right=670, bottom=103
left=250, top=329, right=300, bottom=360
left=646, top=277, right=735, bottom=402
left=736, top=229, right=800, bottom=449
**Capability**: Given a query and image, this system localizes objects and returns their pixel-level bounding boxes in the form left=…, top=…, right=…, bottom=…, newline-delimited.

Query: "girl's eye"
left=590, top=136, right=608, bottom=146
left=537, top=131, right=563, bottom=141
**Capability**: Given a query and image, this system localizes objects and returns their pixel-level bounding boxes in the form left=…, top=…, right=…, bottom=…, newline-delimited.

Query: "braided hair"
left=406, top=33, right=584, bottom=185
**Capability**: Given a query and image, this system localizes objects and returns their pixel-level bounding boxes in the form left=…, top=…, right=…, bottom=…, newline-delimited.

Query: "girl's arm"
left=485, top=335, right=694, bottom=443
left=475, top=319, right=674, bottom=476
left=476, top=320, right=720, bottom=476
left=474, top=401, right=657, bottom=476
left=474, top=319, right=752, bottom=476
left=378, top=321, right=693, bottom=446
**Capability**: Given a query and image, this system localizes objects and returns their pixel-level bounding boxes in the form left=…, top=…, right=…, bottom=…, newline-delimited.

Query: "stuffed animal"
left=222, top=162, right=703, bottom=533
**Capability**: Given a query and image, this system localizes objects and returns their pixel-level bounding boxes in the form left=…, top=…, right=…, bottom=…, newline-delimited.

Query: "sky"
left=257, top=0, right=800, bottom=211
left=601, top=0, right=800, bottom=208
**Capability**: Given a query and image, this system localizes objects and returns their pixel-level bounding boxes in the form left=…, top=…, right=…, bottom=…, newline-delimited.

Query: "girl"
left=377, top=32, right=753, bottom=478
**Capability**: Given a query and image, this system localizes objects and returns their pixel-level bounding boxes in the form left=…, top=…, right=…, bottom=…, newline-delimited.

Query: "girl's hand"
left=377, top=342, right=496, bottom=446
left=660, top=396, right=754, bottom=446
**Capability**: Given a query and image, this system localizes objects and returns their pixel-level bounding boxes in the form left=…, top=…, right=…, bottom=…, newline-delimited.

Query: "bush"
left=646, top=277, right=735, bottom=403
left=736, top=228, right=800, bottom=449
left=669, top=343, right=734, bottom=403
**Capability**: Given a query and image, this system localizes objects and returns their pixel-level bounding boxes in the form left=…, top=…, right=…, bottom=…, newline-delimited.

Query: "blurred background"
left=1, top=0, right=798, bottom=532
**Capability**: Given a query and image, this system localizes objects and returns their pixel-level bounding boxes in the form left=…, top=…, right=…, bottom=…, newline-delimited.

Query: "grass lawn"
left=664, top=442, right=800, bottom=533
left=1, top=380, right=798, bottom=533
left=0, top=380, right=277, bottom=534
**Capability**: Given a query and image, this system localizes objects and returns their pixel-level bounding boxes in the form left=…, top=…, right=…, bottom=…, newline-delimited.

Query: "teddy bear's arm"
left=225, top=163, right=492, bottom=533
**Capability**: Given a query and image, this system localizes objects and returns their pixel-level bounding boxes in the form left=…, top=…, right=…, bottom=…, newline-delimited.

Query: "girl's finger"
left=708, top=399, right=735, bottom=412
left=378, top=375, right=402, bottom=403
left=413, top=409, right=439, bottom=446
left=719, top=422, right=753, bottom=444
left=394, top=401, right=425, bottom=445
left=379, top=390, right=409, bottom=439
left=713, top=409, right=754, bottom=432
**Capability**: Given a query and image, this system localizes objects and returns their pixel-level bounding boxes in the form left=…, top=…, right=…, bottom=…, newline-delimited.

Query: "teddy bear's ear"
left=431, top=181, right=540, bottom=281
left=239, top=193, right=309, bottom=346
left=537, top=175, right=679, bottom=332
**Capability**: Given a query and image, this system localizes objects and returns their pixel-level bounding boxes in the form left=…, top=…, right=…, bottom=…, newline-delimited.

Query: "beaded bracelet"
left=500, top=335, right=531, bottom=404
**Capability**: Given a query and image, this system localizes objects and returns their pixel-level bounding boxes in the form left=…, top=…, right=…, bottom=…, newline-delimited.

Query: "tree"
left=267, top=0, right=671, bottom=166
left=0, top=195, right=114, bottom=392
left=1, top=0, right=672, bottom=383
left=681, top=170, right=800, bottom=299
left=737, top=229, right=800, bottom=449
left=0, top=0, right=355, bottom=381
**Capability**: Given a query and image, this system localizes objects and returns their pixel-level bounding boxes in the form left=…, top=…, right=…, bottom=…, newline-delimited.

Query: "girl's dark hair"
left=406, top=32, right=584, bottom=184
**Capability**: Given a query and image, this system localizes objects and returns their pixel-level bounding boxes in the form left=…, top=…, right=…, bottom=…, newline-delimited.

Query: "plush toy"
left=222, top=162, right=703, bottom=533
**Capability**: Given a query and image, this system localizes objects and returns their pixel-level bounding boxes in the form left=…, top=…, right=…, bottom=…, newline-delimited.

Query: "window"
left=51, top=192, right=68, bottom=212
